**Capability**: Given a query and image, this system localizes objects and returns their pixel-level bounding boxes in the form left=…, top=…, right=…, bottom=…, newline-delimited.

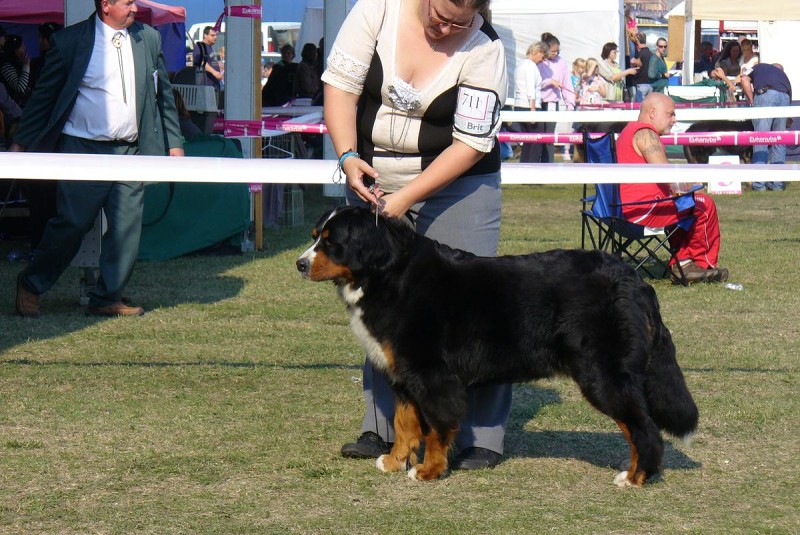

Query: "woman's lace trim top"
left=321, top=47, right=370, bottom=96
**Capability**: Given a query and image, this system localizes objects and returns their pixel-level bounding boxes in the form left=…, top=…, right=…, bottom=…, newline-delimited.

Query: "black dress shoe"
left=340, top=432, right=393, bottom=459
left=451, top=447, right=503, bottom=470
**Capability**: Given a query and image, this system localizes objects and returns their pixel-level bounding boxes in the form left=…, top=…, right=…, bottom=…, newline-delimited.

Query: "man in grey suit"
left=12, top=0, right=184, bottom=318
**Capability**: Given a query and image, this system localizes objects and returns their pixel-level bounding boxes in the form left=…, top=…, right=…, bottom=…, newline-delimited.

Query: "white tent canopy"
left=685, top=0, right=800, bottom=21
left=679, top=0, right=799, bottom=96
left=299, top=0, right=624, bottom=99
left=490, top=0, right=624, bottom=92
left=296, top=0, right=358, bottom=54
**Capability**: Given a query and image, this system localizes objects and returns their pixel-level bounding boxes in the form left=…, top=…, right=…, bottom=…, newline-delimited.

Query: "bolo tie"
left=112, top=31, right=127, bottom=104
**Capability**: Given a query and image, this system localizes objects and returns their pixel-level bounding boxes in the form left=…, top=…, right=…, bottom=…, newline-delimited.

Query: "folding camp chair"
left=580, top=130, right=616, bottom=251
left=579, top=130, right=702, bottom=286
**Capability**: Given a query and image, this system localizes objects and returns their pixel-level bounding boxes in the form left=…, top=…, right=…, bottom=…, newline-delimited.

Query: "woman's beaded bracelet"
left=337, top=150, right=359, bottom=170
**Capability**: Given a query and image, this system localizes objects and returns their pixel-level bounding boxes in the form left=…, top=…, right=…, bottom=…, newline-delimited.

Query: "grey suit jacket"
left=15, top=13, right=183, bottom=156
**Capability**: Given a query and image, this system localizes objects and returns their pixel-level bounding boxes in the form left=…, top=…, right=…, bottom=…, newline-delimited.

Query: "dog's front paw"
left=376, top=454, right=407, bottom=473
left=407, top=463, right=448, bottom=481
left=614, top=470, right=633, bottom=487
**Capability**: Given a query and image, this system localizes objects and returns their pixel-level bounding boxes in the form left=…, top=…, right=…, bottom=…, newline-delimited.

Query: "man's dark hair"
left=637, top=32, right=647, bottom=45
left=203, top=26, right=215, bottom=37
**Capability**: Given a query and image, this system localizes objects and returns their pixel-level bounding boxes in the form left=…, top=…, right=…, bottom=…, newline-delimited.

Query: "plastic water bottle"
left=240, top=227, right=254, bottom=253
left=724, top=283, right=744, bottom=291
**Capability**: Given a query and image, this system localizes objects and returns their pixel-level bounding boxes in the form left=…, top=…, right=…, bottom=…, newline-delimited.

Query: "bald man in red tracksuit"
left=616, top=93, right=727, bottom=283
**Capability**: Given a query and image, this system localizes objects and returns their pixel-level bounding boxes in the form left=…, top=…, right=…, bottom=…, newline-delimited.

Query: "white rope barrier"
left=1, top=152, right=799, bottom=185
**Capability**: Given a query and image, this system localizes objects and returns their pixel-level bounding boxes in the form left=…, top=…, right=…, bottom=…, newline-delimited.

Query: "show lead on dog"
left=12, top=0, right=184, bottom=318
left=321, top=0, right=511, bottom=470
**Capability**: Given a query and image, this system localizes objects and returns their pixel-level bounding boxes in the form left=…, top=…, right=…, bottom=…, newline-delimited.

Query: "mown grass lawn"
left=1, top=182, right=798, bottom=533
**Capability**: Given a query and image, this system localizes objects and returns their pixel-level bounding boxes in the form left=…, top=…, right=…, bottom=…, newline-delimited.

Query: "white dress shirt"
left=63, top=16, right=138, bottom=142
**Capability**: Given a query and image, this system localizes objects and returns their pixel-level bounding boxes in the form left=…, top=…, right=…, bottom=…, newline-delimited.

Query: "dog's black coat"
left=297, top=206, right=699, bottom=485
left=683, top=119, right=753, bottom=164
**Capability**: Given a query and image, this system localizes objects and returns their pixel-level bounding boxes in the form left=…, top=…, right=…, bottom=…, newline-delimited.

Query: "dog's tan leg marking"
left=614, top=420, right=646, bottom=487
left=376, top=401, right=421, bottom=473
left=408, top=427, right=456, bottom=481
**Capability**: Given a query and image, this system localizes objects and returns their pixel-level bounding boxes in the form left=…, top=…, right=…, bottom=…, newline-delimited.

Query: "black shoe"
left=340, top=432, right=392, bottom=459
left=451, top=447, right=503, bottom=470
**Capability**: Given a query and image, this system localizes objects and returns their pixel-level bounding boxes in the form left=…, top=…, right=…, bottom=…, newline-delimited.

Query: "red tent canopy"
left=0, top=0, right=185, bottom=26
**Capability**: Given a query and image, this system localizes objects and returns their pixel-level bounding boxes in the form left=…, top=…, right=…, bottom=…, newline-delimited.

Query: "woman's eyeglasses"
left=428, top=0, right=476, bottom=30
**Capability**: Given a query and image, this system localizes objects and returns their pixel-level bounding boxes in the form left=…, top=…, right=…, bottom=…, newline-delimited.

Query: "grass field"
left=1, top=183, right=799, bottom=533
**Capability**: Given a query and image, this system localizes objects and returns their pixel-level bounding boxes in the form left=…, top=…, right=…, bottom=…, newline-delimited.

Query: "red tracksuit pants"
left=622, top=193, right=721, bottom=269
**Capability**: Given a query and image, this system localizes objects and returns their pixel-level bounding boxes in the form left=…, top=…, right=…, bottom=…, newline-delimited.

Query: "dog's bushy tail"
left=643, top=288, right=699, bottom=438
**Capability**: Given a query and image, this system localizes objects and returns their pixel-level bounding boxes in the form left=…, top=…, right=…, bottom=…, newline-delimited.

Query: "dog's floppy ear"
left=345, top=208, right=415, bottom=275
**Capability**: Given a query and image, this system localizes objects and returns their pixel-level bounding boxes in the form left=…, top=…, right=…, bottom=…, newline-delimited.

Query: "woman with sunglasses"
left=323, top=0, right=511, bottom=471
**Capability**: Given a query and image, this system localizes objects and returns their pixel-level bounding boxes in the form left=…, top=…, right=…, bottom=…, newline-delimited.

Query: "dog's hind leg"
left=574, top=372, right=664, bottom=487
left=376, top=400, right=423, bottom=473
left=612, top=418, right=662, bottom=488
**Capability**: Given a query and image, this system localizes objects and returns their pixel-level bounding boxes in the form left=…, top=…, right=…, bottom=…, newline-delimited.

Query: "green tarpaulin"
left=138, top=135, right=249, bottom=261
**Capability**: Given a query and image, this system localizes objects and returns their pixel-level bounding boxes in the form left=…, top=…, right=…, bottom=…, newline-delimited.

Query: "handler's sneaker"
left=341, top=432, right=393, bottom=459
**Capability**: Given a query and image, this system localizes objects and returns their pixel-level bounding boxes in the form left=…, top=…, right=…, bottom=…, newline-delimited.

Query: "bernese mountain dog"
left=296, top=206, right=698, bottom=487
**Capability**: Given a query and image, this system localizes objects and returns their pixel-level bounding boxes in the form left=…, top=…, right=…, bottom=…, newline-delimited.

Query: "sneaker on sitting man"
left=670, top=260, right=729, bottom=285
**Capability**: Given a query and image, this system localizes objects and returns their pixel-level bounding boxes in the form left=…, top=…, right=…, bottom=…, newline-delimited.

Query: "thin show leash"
left=331, top=149, right=419, bottom=229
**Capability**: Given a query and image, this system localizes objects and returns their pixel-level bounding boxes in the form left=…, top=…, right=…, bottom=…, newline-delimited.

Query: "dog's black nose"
left=296, top=258, right=309, bottom=274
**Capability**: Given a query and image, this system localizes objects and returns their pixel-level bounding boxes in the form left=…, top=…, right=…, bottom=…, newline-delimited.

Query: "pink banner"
left=577, top=101, right=749, bottom=110
left=220, top=119, right=799, bottom=147
left=222, top=119, right=263, bottom=137
left=225, top=5, right=261, bottom=18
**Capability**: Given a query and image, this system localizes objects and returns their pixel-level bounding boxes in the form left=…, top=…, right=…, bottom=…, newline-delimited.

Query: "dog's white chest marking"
left=339, top=284, right=392, bottom=374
